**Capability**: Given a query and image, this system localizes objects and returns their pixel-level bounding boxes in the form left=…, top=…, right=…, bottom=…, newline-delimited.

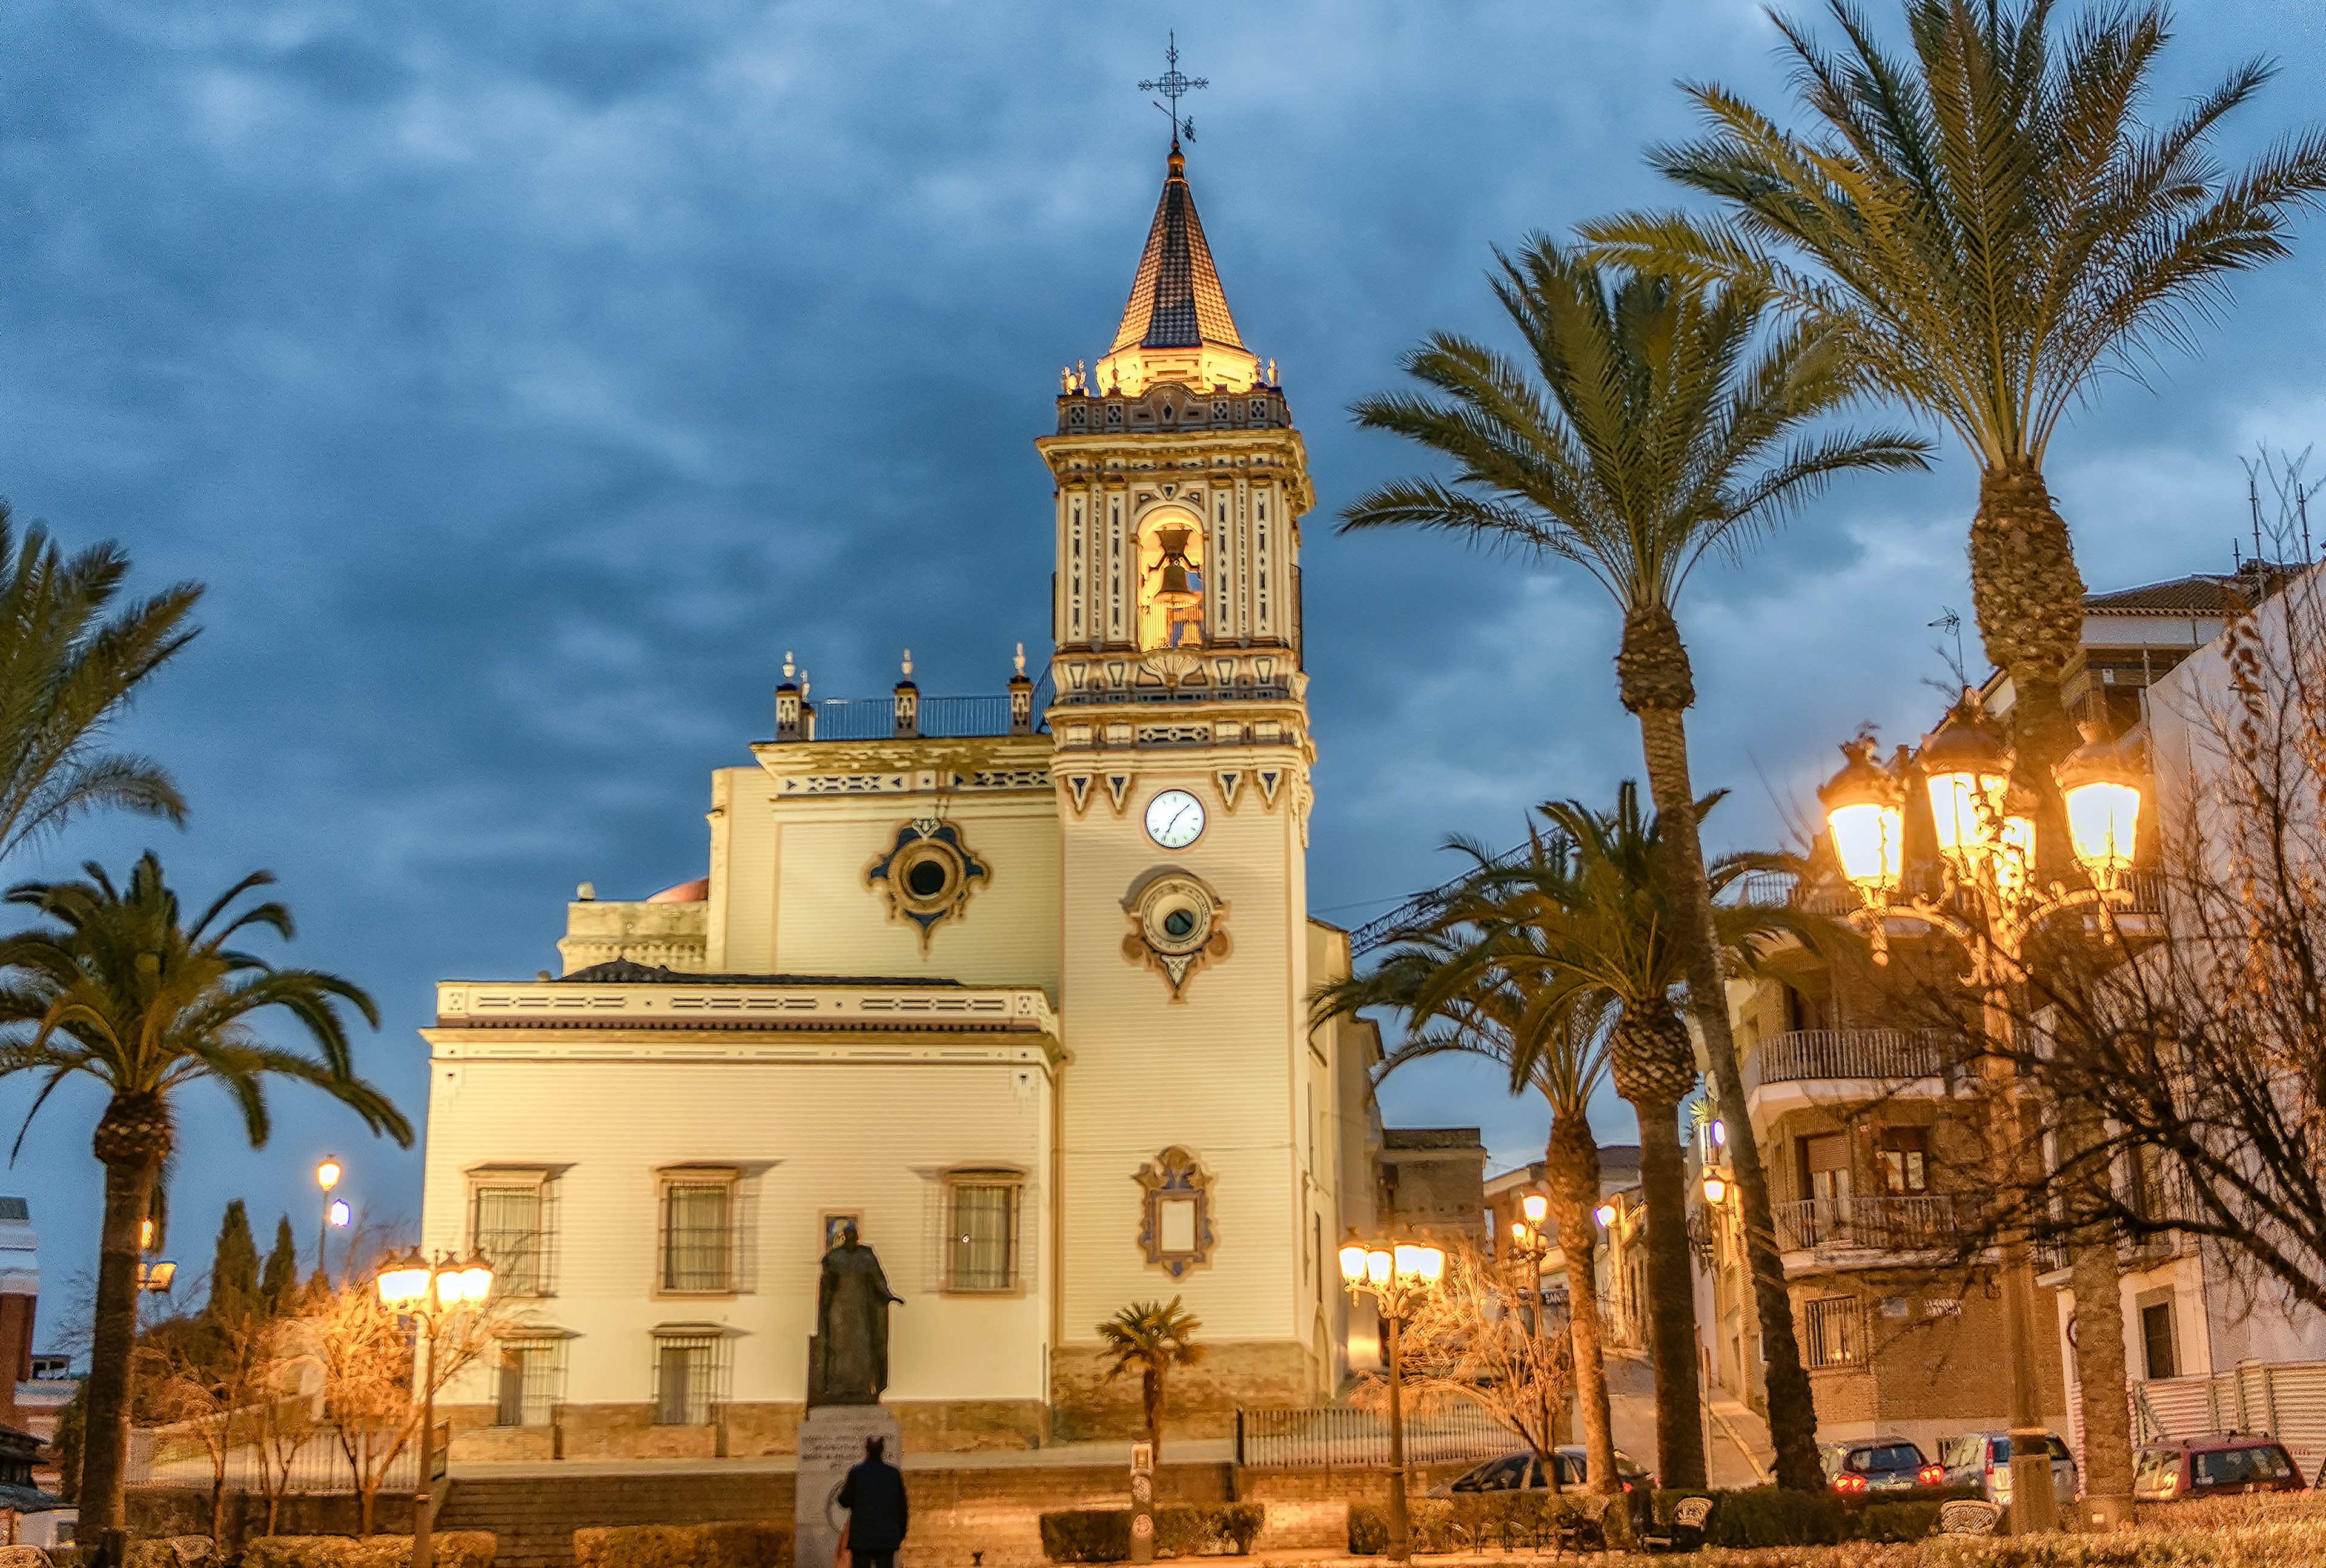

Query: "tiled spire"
left=1111, top=147, right=1244, bottom=354
left=1093, top=146, right=1259, bottom=398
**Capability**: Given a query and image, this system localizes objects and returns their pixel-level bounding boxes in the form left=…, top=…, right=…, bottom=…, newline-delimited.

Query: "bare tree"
left=1349, top=1242, right=1576, bottom=1474
left=308, top=1268, right=508, bottom=1534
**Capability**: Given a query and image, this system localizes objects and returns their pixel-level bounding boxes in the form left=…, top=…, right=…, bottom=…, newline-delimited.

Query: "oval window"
left=906, top=858, right=950, bottom=899
left=1162, top=908, right=1196, bottom=939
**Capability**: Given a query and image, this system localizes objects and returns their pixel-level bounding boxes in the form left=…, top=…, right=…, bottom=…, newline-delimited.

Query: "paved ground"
left=449, top=1437, right=1238, bottom=1478
left=445, top=1352, right=1775, bottom=1486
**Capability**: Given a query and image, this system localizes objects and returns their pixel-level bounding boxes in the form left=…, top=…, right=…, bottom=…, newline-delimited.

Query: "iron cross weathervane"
left=1139, top=32, right=1206, bottom=147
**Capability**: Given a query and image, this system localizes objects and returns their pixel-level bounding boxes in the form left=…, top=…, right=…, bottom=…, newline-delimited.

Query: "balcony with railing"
left=1774, top=1194, right=1975, bottom=1259
left=1751, top=1028, right=1953, bottom=1091
left=1735, top=867, right=2167, bottom=919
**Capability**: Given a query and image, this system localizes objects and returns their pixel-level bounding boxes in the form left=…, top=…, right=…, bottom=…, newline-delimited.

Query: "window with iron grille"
left=1804, top=1295, right=1863, bottom=1369
left=946, top=1173, right=1020, bottom=1292
left=493, top=1338, right=562, bottom=1427
left=660, top=1177, right=734, bottom=1294
left=472, top=1180, right=554, bottom=1296
left=651, top=1332, right=726, bottom=1425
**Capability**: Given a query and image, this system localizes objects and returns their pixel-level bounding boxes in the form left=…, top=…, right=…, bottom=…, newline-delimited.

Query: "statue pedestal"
left=796, top=1404, right=903, bottom=1568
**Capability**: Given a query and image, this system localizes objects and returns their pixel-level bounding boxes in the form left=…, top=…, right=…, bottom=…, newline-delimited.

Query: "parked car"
left=1819, top=1437, right=1946, bottom=1495
left=2134, top=1434, right=2305, bottom=1500
left=1431, top=1446, right=1653, bottom=1495
left=1940, top=1431, right=2079, bottom=1510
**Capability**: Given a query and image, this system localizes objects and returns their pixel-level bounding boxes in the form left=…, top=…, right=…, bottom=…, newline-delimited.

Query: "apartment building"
left=1693, top=567, right=2280, bottom=1457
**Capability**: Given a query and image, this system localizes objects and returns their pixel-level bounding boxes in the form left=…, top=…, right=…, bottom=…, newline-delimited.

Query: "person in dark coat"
left=838, top=1435, right=909, bottom=1568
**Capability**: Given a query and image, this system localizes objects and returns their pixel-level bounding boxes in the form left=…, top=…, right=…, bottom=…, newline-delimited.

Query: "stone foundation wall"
left=1049, top=1340, right=1313, bottom=1441
left=554, top=1404, right=717, bottom=1460
left=447, top=1398, right=1047, bottom=1461
left=127, top=1486, right=417, bottom=1552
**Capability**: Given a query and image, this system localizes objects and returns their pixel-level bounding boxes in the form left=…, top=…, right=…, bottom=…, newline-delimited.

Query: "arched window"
left=1136, top=509, right=1205, bottom=650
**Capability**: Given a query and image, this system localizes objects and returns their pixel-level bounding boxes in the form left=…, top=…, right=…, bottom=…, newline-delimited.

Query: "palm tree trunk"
left=79, top=1143, right=161, bottom=1543
left=1146, top=1366, right=1164, bottom=1459
left=1619, top=607, right=1821, bottom=1492
left=1635, top=1099, right=1706, bottom=1487
left=1968, top=462, right=2086, bottom=778
left=2064, top=1108, right=2133, bottom=1529
left=1543, top=1118, right=1620, bottom=1499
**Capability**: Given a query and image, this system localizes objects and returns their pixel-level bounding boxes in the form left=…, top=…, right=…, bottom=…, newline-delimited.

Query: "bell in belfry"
left=1154, top=527, right=1201, bottom=607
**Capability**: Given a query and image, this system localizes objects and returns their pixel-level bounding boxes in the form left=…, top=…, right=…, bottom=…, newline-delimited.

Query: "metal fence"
left=2101, top=1360, right=2326, bottom=1486
left=803, top=693, right=1043, bottom=741
left=1234, top=1404, right=1516, bottom=1469
left=1773, top=1194, right=1971, bottom=1255
left=127, top=1426, right=420, bottom=1494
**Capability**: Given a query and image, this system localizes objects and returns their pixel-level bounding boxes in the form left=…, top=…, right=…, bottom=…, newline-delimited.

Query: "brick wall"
left=1049, top=1341, right=1311, bottom=1440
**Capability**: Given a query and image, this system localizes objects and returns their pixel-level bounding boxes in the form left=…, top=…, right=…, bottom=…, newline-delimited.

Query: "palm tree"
left=0, top=506, right=202, bottom=859
left=1580, top=3, right=2326, bottom=1513
left=1096, top=1297, right=1205, bottom=1458
left=1585, top=0, right=2326, bottom=784
left=0, top=853, right=412, bottom=1543
left=1345, top=241, right=1928, bottom=1489
left=1477, top=787, right=1811, bottom=1490
left=1312, top=879, right=1630, bottom=1517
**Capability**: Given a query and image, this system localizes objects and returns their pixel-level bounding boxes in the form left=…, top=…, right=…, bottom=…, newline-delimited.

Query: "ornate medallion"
left=864, top=818, right=990, bottom=951
left=1121, top=868, right=1230, bottom=1000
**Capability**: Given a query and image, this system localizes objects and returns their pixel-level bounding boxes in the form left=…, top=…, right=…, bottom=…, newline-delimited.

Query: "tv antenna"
left=1139, top=31, right=1207, bottom=147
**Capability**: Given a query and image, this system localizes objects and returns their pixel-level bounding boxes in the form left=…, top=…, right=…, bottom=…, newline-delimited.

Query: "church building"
left=418, top=139, right=1380, bottom=1458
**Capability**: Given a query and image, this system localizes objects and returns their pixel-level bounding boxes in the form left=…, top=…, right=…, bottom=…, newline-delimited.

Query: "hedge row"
left=1651, top=1485, right=1984, bottom=1549
left=572, top=1523, right=791, bottom=1568
left=240, top=1537, right=495, bottom=1568
left=1691, top=1515, right=2326, bottom=1566
left=1037, top=1504, right=1264, bottom=1563
left=1347, top=1496, right=1612, bottom=1556
left=1345, top=1486, right=1988, bottom=1555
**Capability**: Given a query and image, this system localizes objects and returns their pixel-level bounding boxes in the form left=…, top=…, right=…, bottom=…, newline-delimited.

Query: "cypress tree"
left=207, top=1200, right=259, bottom=1323
left=260, top=1215, right=299, bottom=1314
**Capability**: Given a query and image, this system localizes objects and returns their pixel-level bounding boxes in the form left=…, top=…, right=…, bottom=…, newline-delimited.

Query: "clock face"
left=1144, top=789, right=1207, bottom=849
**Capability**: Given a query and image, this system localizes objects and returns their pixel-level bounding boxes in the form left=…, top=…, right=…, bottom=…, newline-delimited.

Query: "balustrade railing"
left=1774, top=1194, right=1972, bottom=1255
left=127, top=1424, right=422, bottom=1494
left=1234, top=1403, right=1516, bottom=1469
left=1754, top=1028, right=1952, bottom=1088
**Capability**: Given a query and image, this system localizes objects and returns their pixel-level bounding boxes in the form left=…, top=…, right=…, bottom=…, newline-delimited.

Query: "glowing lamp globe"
left=458, top=1259, right=495, bottom=1303
left=1522, top=1193, right=1548, bottom=1225
left=316, top=1157, right=342, bottom=1193
left=2056, top=726, right=2144, bottom=888
left=1818, top=741, right=1906, bottom=892
left=1365, top=1248, right=1393, bottom=1288
left=1594, top=1203, right=1617, bottom=1228
left=1339, top=1233, right=1369, bottom=1285
left=1919, top=701, right=2014, bottom=867
left=377, top=1251, right=429, bottom=1308
left=1416, top=1244, right=1445, bottom=1285
left=1703, top=1174, right=1727, bottom=1205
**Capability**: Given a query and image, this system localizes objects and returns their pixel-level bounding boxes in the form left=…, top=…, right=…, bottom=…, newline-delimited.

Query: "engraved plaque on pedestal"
left=796, top=1404, right=903, bottom=1568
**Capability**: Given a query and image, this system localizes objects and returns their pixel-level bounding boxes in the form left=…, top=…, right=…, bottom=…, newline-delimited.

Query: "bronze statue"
left=809, top=1220, right=901, bottom=1406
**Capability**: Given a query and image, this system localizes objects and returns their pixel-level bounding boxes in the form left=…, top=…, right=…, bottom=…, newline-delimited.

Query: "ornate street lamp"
left=1505, top=1194, right=1559, bottom=1473
left=1818, top=694, right=2150, bottom=1535
left=378, top=1250, right=494, bottom=1568
left=1339, top=1231, right=1445, bottom=1564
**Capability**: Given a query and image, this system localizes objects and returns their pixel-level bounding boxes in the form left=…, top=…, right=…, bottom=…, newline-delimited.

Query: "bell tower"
left=1038, top=135, right=1335, bottom=1426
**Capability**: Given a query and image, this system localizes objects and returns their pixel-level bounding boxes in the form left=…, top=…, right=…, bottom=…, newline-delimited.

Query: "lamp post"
left=377, top=1249, right=493, bottom=1568
left=1506, top=1194, right=1557, bottom=1466
left=1820, top=703, right=2145, bottom=1535
left=1338, top=1232, right=1445, bottom=1564
left=316, top=1157, right=343, bottom=1284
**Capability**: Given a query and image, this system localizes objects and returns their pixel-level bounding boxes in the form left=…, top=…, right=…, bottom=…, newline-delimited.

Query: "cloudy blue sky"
left=1, top=0, right=2322, bottom=1330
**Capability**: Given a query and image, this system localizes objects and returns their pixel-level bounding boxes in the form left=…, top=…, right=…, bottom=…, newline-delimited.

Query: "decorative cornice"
left=432, top=980, right=1057, bottom=1040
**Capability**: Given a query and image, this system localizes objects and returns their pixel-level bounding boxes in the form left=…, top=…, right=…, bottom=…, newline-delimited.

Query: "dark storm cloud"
left=0, top=0, right=2318, bottom=1308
